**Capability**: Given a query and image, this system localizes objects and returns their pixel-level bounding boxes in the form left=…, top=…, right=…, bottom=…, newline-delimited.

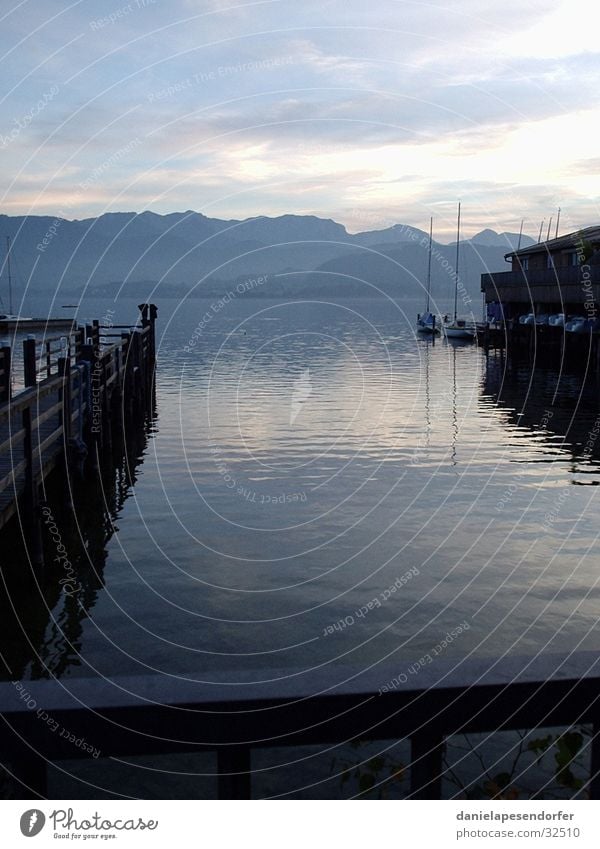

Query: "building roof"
left=506, top=225, right=600, bottom=260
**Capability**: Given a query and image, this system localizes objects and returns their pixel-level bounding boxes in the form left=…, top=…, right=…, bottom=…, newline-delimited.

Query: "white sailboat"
left=443, top=203, right=476, bottom=340
left=416, top=217, right=439, bottom=334
left=0, top=237, right=30, bottom=322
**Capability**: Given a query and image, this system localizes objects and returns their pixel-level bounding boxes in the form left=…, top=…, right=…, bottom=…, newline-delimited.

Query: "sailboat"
left=0, top=237, right=30, bottom=322
left=416, top=217, right=439, bottom=334
left=442, top=203, right=476, bottom=340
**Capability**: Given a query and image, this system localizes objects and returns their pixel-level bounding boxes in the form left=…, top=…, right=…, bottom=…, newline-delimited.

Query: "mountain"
left=469, top=229, right=536, bottom=251
left=0, top=211, right=534, bottom=305
left=351, top=223, right=428, bottom=247
left=295, top=239, right=516, bottom=305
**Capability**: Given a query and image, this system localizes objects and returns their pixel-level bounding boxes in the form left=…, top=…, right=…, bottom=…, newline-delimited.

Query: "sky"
left=1, top=0, right=599, bottom=240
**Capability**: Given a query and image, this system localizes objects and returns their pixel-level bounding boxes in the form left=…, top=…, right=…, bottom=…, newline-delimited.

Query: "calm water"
left=4, top=296, right=600, bottom=683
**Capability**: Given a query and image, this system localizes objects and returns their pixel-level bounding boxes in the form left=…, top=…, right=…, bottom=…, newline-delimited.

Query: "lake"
left=3, top=294, right=599, bottom=688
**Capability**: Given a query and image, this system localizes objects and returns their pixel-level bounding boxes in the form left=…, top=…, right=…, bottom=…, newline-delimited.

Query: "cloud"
left=1, top=0, right=599, bottom=231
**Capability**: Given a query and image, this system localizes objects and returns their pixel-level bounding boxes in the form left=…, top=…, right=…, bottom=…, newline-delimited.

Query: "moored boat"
left=442, top=203, right=475, bottom=341
left=417, top=217, right=440, bottom=334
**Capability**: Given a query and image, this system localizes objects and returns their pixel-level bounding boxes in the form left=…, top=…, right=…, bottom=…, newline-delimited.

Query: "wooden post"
left=100, top=351, right=113, bottom=457
left=79, top=340, right=100, bottom=467
left=22, top=405, right=44, bottom=569
left=58, top=355, right=74, bottom=508
left=589, top=724, right=600, bottom=799
left=217, top=746, right=251, bottom=799
left=75, top=327, right=85, bottom=361
left=0, top=344, right=11, bottom=403
left=130, top=331, right=142, bottom=409
left=85, top=324, right=94, bottom=347
left=91, top=319, right=101, bottom=357
left=23, top=336, right=37, bottom=388
left=1, top=735, right=47, bottom=799
left=410, top=730, right=444, bottom=799
left=45, top=340, right=52, bottom=379
left=121, top=332, right=132, bottom=416
left=58, top=355, right=72, bottom=444
left=139, top=303, right=157, bottom=402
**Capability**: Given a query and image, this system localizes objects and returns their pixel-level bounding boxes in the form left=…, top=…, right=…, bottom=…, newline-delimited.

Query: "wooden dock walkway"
left=477, top=321, right=600, bottom=372
left=0, top=305, right=157, bottom=561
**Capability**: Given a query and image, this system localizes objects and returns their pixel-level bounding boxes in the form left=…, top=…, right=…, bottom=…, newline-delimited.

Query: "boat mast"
left=426, top=216, right=433, bottom=313
left=537, top=219, right=544, bottom=243
left=6, top=236, right=13, bottom=315
left=454, top=202, right=460, bottom=322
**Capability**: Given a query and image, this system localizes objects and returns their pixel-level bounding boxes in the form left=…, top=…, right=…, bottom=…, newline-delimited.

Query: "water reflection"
left=483, top=355, right=600, bottom=482
left=3, top=298, right=600, bottom=681
left=0, top=403, right=156, bottom=680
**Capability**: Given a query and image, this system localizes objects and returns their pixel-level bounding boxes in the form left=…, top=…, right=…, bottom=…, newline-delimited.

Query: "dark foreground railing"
left=1, top=651, right=599, bottom=799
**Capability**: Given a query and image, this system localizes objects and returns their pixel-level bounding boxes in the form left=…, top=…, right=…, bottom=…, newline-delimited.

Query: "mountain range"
left=0, top=211, right=535, bottom=305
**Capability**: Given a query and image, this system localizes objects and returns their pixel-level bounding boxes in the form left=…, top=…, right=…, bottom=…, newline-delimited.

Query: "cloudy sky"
left=1, top=0, right=599, bottom=238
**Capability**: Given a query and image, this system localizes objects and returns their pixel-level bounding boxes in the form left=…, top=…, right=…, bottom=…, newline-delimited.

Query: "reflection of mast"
left=451, top=344, right=458, bottom=465
left=6, top=236, right=13, bottom=314
left=425, top=339, right=431, bottom=449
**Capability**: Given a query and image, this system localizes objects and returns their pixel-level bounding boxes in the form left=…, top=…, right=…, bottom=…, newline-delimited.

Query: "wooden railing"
left=23, top=330, right=85, bottom=388
left=0, top=307, right=156, bottom=537
left=482, top=265, right=600, bottom=291
left=0, top=650, right=598, bottom=799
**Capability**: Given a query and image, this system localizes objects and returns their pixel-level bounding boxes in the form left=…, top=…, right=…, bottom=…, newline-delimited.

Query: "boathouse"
left=481, top=225, right=600, bottom=320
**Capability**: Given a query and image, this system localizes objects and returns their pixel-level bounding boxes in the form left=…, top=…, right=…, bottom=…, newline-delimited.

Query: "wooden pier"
left=0, top=317, right=76, bottom=333
left=0, top=304, right=157, bottom=563
left=477, top=322, right=600, bottom=372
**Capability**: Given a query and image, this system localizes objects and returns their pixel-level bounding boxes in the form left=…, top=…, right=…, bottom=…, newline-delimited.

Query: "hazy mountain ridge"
left=0, top=211, right=534, bottom=303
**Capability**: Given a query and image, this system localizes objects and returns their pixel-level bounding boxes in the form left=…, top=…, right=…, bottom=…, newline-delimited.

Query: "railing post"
left=121, top=332, right=132, bottom=414
left=217, top=746, right=251, bottom=799
left=139, top=303, right=157, bottom=359
left=45, top=340, right=52, bottom=378
left=100, top=351, right=113, bottom=457
left=23, top=335, right=37, bottom=387
left=58, top=355, right=72, bottom=444
left=139, top=303, right=157, bottom=401
left=589, top=725, right=600, bottom=799
left=75, top=327, right=85, bottom=361
left=79, top=338, right=100, bottom=467
left=129, top=331, right=143, bottom=409
left=57, top=354, right=74, bottom=508
left=22, top=405, right=44, bottom=569
left=0, top=344, right=11, bottom=402
left=1, top=734, right=47, bottom=799
left=410, top=729, right=444, bottom=799
left=92, top=319, right=101, bottom=351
